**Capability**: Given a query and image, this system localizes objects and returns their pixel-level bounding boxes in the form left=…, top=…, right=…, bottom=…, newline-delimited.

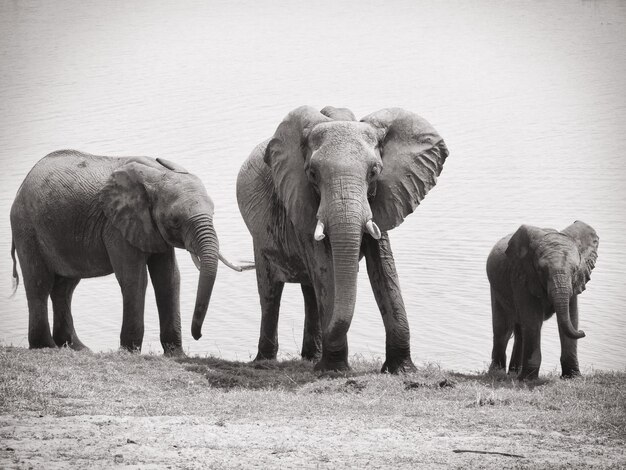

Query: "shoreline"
left=1, top=346, right=625, bottom=468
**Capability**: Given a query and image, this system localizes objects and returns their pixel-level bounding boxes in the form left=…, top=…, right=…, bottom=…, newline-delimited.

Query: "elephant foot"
left=301, top=336, right=322, bottom=362
left=507, top=365, right=521, bottom=375
left=29, top=341, right=57, bottom=350
left=55, top=332, right=89, bottom=351
left=254, top=351, right=277, bottom=362
left=517, top=367, right=540, bottom=382
left=561, top=369, right=581, bottom=379
left=561, top=359, right=580, bottom=379
left=314, top=348, right=350, bottom=372
left=300, top=346, right=322, bottom=362
left=314, top=357, right=350, bottom=372
left=120, top=343, right=142, bottom=353
left=489, top=359, right=507, bottom=373
left=163, top=344, right=185, bottom=357
left=29, top=330, right=57, bottom=349
left=67, top=340, right=89, bottom=352
left=301, top=352, right=322, bottom=362
left=381, top=356, right=416, bottom=374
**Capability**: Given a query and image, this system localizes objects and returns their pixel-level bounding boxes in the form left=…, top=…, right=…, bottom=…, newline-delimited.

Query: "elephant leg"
left=489, top=290, right=511, bottom=372
left=362, top=232, right=416, bottom=373
left=254, top=254, right=284, bottom=361
left=16, top=241, right=56, bottom=349
left=307, top=261, right=346, bottom=372
left=316, top=334, right=350, bottom=371
left=147, top=250, right=183, bottom=356
left=519, top=320, right=542, bottom=381
left=117, top=265, right=148, bottom=352
left=51, top=276, right=88, bottom=350
left=300, top=284, right=322, bottom=361
left=508, top=324, right=523, bottom=375
left=107, top=240, right=149, bottom=352
left=559, top=295, right=581, bottom=378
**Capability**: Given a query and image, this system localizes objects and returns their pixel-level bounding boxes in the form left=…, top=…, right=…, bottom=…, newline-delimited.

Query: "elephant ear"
left=156, top=157, right=189, bottom=174
left=361, top=108, right=449, bottom=231
left=562, top=221, right=599, bottom=294
left=320, top=106, right=356, bottom=121
left=505, top=224, right=548, bottom=298
left=100, top=161, right=169, bottom=253
left=264, top=106, right=331, bottom=232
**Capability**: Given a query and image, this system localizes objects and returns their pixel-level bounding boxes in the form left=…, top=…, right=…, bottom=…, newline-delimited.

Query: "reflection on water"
left=1, top=0, right=625, bottom=372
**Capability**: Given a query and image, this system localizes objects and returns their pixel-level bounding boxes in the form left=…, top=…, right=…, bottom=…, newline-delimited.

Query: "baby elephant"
left=10, top=150, right=226, bottom=355
left=487, top=221, right=599, bottom=380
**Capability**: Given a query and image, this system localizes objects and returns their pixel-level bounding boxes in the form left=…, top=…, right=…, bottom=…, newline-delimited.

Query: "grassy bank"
left=0, top=347, right=624, bottom=469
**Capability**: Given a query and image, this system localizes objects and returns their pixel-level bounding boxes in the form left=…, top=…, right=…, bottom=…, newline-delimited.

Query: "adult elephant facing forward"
left=237, top=106, right=449, bottom=372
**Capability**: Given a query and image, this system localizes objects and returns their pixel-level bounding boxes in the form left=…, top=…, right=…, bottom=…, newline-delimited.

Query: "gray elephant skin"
left=11, top=150, right=221, bottom=355
left=237, top=106, right=449, bottom=372
left=487, top=221, right=599, bottom=380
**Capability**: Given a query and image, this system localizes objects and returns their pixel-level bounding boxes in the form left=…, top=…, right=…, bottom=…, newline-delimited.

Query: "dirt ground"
left=1, top=348, right=624, bottom=469
left=2, top=413, right=624, bottom=469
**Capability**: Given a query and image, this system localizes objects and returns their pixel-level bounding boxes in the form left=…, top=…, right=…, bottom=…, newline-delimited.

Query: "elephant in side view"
left=237, top=106, right=449, bottom=372
left=487, top=221, right=599, bottom=380
left=10, top=150, right=240, bottom=354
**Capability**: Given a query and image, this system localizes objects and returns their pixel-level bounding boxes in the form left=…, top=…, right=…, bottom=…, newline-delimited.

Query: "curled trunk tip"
left=185, top=216, right=219, bottom=342
left=564, top=327, right=585, bottom=339
left=553, top=291, right=585, bottom=340
left=191, top=320, right=203, bottom=340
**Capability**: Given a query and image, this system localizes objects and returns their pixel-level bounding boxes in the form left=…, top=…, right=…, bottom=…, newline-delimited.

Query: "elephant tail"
left=10, top=240, right=19, bottom=297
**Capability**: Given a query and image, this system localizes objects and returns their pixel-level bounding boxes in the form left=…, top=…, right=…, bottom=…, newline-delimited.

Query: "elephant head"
left=505, top=221, right=599, bottom=340
left=264, top=105, right=448, bottom=352
left=100, top=157, right=219, bottom=341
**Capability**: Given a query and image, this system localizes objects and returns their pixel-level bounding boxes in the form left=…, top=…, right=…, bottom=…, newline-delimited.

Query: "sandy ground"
left=1, top=348, right=625, bottom=469
left=2, top=412, right=625, bottom=468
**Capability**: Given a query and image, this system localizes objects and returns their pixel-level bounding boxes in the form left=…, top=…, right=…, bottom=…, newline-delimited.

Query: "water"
left=1, top=0, right=624, bottom=373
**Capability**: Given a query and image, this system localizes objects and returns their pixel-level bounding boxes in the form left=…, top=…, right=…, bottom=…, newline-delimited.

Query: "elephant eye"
left=369, top=164, right=382, bottom=181
left=307, top=167, right=319, bottom=185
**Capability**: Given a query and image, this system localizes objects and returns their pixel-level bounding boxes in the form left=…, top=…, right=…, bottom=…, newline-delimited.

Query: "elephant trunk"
left=185, top=214, right=219, bottom=341
left=325, top=221, right=363, bottom=352
left=321, top=175, right=370, bottom=354
left=551, top=272, right=585, bottom=340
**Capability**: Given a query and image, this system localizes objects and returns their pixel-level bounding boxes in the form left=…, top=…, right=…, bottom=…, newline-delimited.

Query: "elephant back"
left=10, top=150, right=125, bottom=277
left=14, top=150, right=119, bottom=215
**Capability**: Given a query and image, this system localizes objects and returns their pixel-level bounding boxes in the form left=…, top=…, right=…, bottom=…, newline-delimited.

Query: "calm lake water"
left=1, top=0, right=625, bottom=373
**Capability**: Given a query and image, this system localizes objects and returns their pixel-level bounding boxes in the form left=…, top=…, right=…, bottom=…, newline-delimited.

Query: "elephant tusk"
left=366, top=219, right=381, bottom=240
left=314, top=220, right=325, bottom=241
left=219, top=252, right=256, bottom=272
left=190, top=252, right=202, bottom=270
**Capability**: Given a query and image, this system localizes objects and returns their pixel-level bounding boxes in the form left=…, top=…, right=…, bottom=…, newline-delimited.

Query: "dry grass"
left=0, top=346, right=625, bottom=468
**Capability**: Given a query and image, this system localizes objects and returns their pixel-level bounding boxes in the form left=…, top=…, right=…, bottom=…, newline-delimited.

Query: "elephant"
left=10, top=150, right=243, bottom=354
left=487, top=221, right=599, bottom=380
left=236, top=106, right=449, bottom=372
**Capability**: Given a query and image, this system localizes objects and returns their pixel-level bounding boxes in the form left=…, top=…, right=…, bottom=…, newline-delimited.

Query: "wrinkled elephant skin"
left=10, top=150, right=220, bottom=355
left=237, top=106, right=449, bottom=372
left=487, top=221, right=599, bottom=380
